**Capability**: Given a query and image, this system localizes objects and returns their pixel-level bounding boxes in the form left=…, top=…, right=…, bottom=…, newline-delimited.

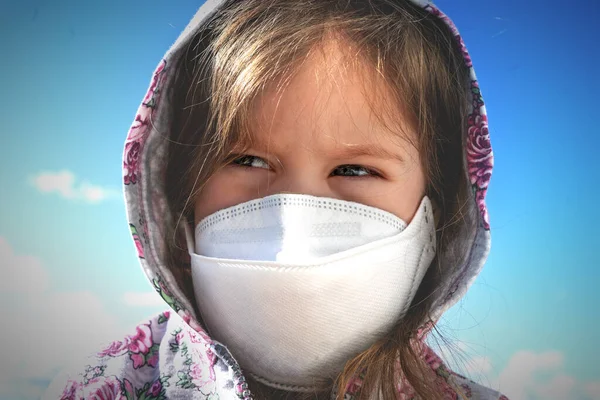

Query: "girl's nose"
left=264, top=170, right=335, bottom=199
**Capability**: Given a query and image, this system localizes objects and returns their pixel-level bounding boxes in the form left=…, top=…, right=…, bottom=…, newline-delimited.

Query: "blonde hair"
left=164, top=0, right=476, bottom=398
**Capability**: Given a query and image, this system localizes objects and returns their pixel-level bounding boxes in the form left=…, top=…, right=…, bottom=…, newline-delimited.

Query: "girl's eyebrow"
left=245, top=141, right=406, bottom=162
left=333, top=144, right=405, bottom=162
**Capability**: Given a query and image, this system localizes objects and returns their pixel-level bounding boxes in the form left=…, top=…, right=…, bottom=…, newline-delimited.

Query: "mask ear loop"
left=183, top=220, right=196, bottom=255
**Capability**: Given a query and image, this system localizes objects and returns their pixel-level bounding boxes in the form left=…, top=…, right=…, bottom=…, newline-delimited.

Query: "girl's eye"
left=231, top=155, right=270, bottom=170
left=330, top=165, right=380, bottom=178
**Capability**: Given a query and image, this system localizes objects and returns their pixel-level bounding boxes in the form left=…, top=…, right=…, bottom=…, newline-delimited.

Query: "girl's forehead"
left=247, top=42, right=416, bottom=153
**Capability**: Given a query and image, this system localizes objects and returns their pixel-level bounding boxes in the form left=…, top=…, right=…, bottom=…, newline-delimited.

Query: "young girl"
left=44, top=0, right=504, bottom=399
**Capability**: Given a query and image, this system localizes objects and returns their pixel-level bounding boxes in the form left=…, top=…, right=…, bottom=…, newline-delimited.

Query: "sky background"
left=0, top=0, right=598, bottom=399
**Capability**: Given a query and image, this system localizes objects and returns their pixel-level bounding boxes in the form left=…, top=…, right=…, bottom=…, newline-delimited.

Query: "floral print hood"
left=44, top=1, right=504, bottom=399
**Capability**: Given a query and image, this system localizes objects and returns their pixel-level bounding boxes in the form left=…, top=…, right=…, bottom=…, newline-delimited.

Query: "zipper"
left=212, top=343, right=254, bottom=400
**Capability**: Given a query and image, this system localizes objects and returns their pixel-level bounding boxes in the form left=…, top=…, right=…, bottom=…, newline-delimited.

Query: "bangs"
left=204, top=30, right=419, bottom=162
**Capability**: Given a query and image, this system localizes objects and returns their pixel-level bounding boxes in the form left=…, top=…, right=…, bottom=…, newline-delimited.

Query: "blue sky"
left=0, top=0, right=598, bottom=399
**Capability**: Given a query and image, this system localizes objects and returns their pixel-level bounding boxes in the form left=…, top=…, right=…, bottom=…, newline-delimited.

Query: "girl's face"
left=194, top=40, right=426, bottom=225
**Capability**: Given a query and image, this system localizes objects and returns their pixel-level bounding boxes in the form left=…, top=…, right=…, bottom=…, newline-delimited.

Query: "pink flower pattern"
left=396, top=377, right=415, bottom=399
left=128, top=324, right=153, bottom=355
left=425, top=5, right=492, bottom=230
left=123, top=60, right=167, bottom=186
left=60, top=380, right=82, bottom=400
left=56, top=311, right=508, bottom=400
left=170, top=323, right=218, bottom=389
left=345, top=376, right=363, bottom=395
left=123, top=140, right=142, bottom=185
left=97, top=322, right=159, bottom=369
left=97, top=339, right=130, bottom=358
left=83, top=376, right=124, bottom=400
left=59, top=375, right=166, bottom=400
left=180, top=309, right=212, bottom=343
left=423, top=346, right=443, bottom=370
left=129, top=223, right=145, bottom=259
left=443, top=385, right=459, bottom=400
left=128, top=323, right=159, bottom=369
left=143, top=379, right=166, bottom=398
left=123, top=379, right=134, bottom=398
left=466, top=82, right=493, bottom=229
left=461, top=383, right=473, bottom=398
left=189, top=362, right=213, bottom=388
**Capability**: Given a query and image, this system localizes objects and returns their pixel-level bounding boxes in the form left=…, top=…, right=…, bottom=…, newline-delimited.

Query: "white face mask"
left=186, top=194, right=436, bottom=391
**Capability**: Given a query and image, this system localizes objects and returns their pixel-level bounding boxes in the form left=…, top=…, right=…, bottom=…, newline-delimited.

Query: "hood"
left=122, top=0, right=492, bottom=368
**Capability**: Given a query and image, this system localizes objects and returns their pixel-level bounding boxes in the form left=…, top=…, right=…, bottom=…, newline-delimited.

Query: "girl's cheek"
left=195, top=168, right=271, bottom=222
left=227, top=168, right=272, bottom=193
left=330, top=176, right=393, bottom=197
left=330, top=177, right=425, bottom=222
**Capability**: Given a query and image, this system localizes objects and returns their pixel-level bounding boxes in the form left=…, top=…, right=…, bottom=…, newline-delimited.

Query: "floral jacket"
left=42, top=0, right=505, bottom=399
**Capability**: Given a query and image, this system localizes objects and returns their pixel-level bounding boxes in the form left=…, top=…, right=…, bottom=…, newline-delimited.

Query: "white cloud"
left=534, top=374, right=577, bottom=400
left=585, top=382, right=600, bottom=399
left=0, top=237, right=124, bottom=400
left=429, top=337, right=599, bottom=400
left=496, top=350, right=564, bottom=399
left=123, top=291, right=165, bottom=307
left=30, top=170, right=120, bottom=204
left=583, top=382, right=600, bottom=400
left=0, top=237, right=49, bottom=293
left=456, top=350, right=600, bottom=400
